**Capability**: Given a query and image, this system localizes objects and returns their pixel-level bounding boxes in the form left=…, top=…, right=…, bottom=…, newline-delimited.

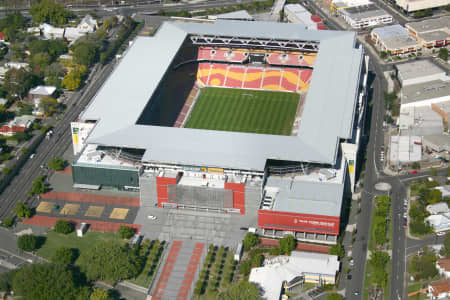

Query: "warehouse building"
left=70, top=20, right=368, bottom=243
left=249, top=251, right=340, bottom=300
left=284, top=4, right=326, bottom=30
left=399, top=106, right=444, bottom=136
left=395, top=0, right=450, bottom=13
left=400, top=80, right=450, bottom=108
left=389, top=135, right=422, bottom=165
left=406, top=16, right=450, bottom=48
left=395, top=60, right=447, bottom=87
left=423, top=135, right=450, bottom=153
left=371, top=24, right=421, bottom=55
left=338, top=3, right=392, bottom=29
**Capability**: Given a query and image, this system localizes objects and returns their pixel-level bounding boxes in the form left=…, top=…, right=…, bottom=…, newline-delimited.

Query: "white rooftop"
left=426, top=212, right=450, bottom=232
left=249, top=251, right=339, bottom=300
left=427, top=202, right=449, bottom=215
left=29, top=85, right=56, bottom=96
left=390, top=135, right=422, bottom=164
left=396, top=60, right=446, bottom=81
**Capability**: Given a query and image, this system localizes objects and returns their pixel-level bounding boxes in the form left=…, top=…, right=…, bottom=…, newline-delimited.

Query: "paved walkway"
left=259, top=237, right=331, bottom=253
left=41, top=191, right=140, bottom=206
left=152, top=240, right=205, bottom=300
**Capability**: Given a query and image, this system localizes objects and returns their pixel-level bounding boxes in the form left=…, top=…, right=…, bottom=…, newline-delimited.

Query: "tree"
left=329, top=243, right=344, bottom=259
left=30, top=52, right=52, bottom=70
left=380, top=51, right=387, bottom=59
left=117, top=225, right=135, bottom=239
left=30, top=0, right=73, bottom=26
left=412, top=162, right=421, bottom=170
left=279, top=235, right=296, bottom=255
left=369, top=250, right=389, bottom=288
left=218, top=280, right=262, bottom=300
left=72, top=42, right=98, bottom=67
left=4, top=68, right=39, bottom=100
left=0, top=12, right=26, bottom=42
left=39, top=96, right=60, bottom=117
left=62, top=64, right=86, bottom=91
left=77, top=241, right=142, bottom=282
left=102, top=16, right=118, bottom=31
left=48, top=157, right=66, bottom=171
left=17, top=234, right=38, bottom=252
left=54, top=220, right=74, bottom=234
left=91, top=288, right=115, bottom=300
left=1, top=217, right=14, bottom=228
left=251, top=253, right=264, bottom=267
left=373, top=216, right=388, bottom=245
left=409, top=248, right=438, bottom=280
left=0, top=269, right=18, bottom=293
left=52, top=247, right=76, bottom=265
left=243, top=233, right=258, bottom=251
left=15, top=203, right=32, bottom=218
left=29, top=175, right=48, bottom=196
left=439, top=48, right=448, bottom=61
left=326, top=293, right=344, bottom=300
left=12, top=263, right=86, bottom=300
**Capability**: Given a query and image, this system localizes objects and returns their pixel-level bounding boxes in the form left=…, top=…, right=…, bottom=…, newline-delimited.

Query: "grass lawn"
left=37, top=231, right=124, bottom=262
left=302, top=282, right=316, bottom=292
left=185, top=87, right=300, bottom=135
left=408, top=283, right=424, bottom=294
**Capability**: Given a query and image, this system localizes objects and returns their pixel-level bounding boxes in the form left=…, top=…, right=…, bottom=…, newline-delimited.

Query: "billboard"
left=71, top=122, right=95, bottom=155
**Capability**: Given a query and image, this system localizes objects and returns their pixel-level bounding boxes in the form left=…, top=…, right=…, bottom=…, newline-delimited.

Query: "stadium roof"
left=81, top=20, right=363, bottom=171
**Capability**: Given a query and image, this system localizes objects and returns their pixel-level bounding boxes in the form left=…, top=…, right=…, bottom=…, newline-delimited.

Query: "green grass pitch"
left=185, top=87, right=300, bottom=135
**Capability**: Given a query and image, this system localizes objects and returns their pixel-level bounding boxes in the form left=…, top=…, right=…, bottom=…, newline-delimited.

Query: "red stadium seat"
left=243, top=68, right=264, bottom=89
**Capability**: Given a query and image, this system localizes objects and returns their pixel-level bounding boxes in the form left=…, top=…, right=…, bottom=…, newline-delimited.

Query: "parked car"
left=437, top=231, right=446, bottom=236
left=147, top=215, right=157, bottom=220
left=411, top=170, right=418, bottom=174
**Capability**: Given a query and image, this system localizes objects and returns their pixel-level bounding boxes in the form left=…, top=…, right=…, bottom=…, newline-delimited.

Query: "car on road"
left=240, top=227, right=248, bottom=231
left=411, top=170, right=418, bottom=174
left=30, top=154, right=35, bottom=159
left=147, top=215, right=157, bottom=220
left=347, top=274, right=352, bottom=280
left=354, top=291, right=360, bottom=296
left=437, top=231, right=446, bottom=236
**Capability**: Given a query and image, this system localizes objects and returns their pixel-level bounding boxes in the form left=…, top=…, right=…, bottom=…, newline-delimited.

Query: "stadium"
left=70, top=19, right=369, bottom=244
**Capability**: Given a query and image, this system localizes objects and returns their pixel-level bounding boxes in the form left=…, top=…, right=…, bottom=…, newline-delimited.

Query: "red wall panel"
left=258, top=209, right=340, bottom=235
left=224, top=182, right=245, bottom=215
left=156, top=177, right=177, bottom=207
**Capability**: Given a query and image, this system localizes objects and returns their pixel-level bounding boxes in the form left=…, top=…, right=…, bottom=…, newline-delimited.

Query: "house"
left=437, top=259, right=450, bottom=279
left=28, top=86, right=57, bottom=103
left=64, top=27, right=85, bottom=42
left=0, top=32, right=5, bottom=42
left=5, top=62, right=29, bottom=70
left=426, top=213, right=450, bottom=232
left=27, top=27, right=41, bottom=37
left=39, top=23, right=65, bottom=39
left=429, top=278, right=450, bottom=299
left=427, top=202, right=450, bottom=215
left=77, top=15, right=97, bottom=33
left=249, top=251, right=340, bottom=300
left=0, top=115, right=36, bottom=136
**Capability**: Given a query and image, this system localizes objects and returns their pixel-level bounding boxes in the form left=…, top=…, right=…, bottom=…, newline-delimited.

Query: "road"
left=0, top=62, right=115, bottom=220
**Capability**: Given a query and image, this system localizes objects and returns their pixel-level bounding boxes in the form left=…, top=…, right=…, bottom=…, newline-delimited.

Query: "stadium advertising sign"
left=208, top=167, right=224, bottom=174
left=183, top=165, right=201, bottom=172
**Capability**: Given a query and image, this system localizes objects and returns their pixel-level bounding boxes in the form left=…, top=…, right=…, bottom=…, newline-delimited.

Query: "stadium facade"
left=71, top=20, right=369, bottom=244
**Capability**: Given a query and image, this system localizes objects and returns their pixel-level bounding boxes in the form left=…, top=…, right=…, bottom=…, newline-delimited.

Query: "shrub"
left=279, top=235, right=296, bottom=255
left=117, top=225, right=135, bottom=239
left=54, top=219, right=74, bottom=234
left=243, top=233, right=258, bottom=251
left=17, top=234, right=38, bottom=252
left=1, top=217, right=14, bottom=228
left=15, top=203, right=32, bottom=218
left=52, top=246, right=76, bottom=265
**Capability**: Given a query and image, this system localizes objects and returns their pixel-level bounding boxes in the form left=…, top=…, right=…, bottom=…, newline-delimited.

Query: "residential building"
left=77, top=14, right=97, bottom=33
left=39, top=23, right=65, bottom=39
left=28, top=86, right=57, bottom=102
left=429, top=278, right=450, bottom=299
left=371, top=24, right=421, bottom=55
left=406, top=16, right=450, bottom=48
left=0, top=115, right=36, bottom=136
left=249, top=251, right=340, bottom=300
left=427, top=202, right=449, bottom=215
left=395, top=0, right=450, bottom=13
left=396, top=60, right=447, bottom=87
left=437, top=259, right=450, bottom=279
left=426, top=213, right=450, bottom=232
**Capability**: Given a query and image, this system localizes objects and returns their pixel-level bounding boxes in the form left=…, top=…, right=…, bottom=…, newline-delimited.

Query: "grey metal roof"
left=212, top=10, right=254, bottom=21
left=266, top=176, right=344, bottom=216
left=82, top=20, right=363, bottom=171
left=406, top=16, right=450, bottom=34
left=396, top=59, right=445, bottom=81
left=401, top=80, right=450, bottom=105
left=419, top=30, right=449, bottom=43
left=341, top=4, right=391, bottom=21
left=372, top=24, right=409, bottom=39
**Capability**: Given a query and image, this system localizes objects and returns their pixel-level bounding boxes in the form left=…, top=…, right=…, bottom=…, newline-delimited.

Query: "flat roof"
left=401, top=80, right=450, bottom=105
left=341, top=4, right=391, bottom=21
left=423, top=135, right=450, bottom=150
left=406, top=16, right=450, bottom=33
left=372, top=24, right=409, bottom=39
left=265, top=175, right=344, bottom=217
left=419, top=30, right=449, bottom=42
left=396, top=60, right=445, bottom=81
left=211, top=10, right=254, bottom=20
left=81, top=20, right=363, bottom=171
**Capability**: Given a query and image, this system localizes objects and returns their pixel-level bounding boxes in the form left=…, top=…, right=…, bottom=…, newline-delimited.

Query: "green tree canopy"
left=48, top=157, right=66, bottom=171
left=72, top=42, right=98, bottom=67
left=117, top=225, right=135, bottom=239
left=218, top=280, right=262, bottom=300
left=52, top=246, right=76, bottom=265
left=29, top=175, right=48, bottom=196
left=62, top=64, right=86, bottom=91
left=30, top=0, right=73, bottom=26
left=0, top=12, right=26, bottom=42
left=443, top=232, right=450, bottom=257
left=329, top=242, right=344, bottom=259
left=90, top=288, right=116, bottom=300
left=17, top=234, right=38, bottom=252
left=279, top=235, right=296, bottom=255
left=39, top=96, right=60, bottom=117
left=77, top=241, right=142, bottom=282
left=243, top=232, right=259, bottom=251
left=54, top=219, right=74, bottom=234
left=4, top=68, right=41, bottom=100
left=15, top=203, right=32, bottom=218
left=12, top=263, right=86, bottom=300
left=409, top=247, right=438, bottom=280
left=369, top=250, right=389, bottom=288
